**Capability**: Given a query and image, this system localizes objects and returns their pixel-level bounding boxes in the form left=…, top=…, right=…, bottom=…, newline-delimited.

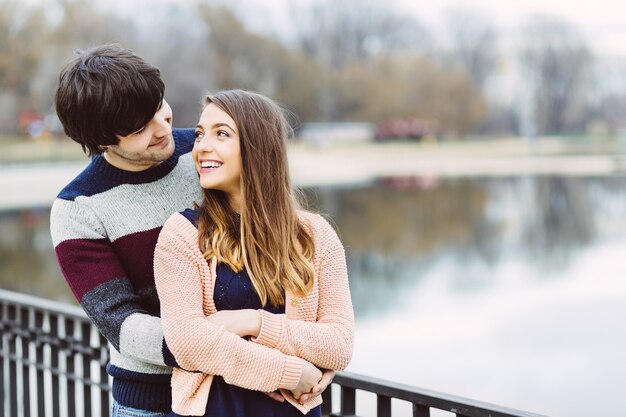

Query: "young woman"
left=154, top=90, right=354, bottom=416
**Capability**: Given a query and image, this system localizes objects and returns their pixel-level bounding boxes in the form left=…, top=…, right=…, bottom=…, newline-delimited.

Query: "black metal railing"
left=0, top=289, right=547, bottom=417
left=0, top=289, right=109, bottom=417
left=321, top=372, right=547, bottom=417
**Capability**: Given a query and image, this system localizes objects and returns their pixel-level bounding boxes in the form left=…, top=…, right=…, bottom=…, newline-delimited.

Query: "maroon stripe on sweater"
left=55, top=238, right=128, bottom=301
left=111, top=227, right=162, bottom=291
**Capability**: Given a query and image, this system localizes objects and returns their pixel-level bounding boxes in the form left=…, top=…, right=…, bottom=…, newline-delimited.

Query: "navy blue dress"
left=168, top=210, right=321, bottom=417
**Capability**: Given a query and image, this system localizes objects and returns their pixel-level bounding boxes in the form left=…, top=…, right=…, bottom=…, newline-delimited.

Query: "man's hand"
left=298, top=369, right=335, bottom=404
left=262, top=391, right=285, bottom=403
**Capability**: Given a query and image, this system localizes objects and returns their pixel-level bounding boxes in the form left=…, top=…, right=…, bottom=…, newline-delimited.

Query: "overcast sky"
left=31, top=0, right=626, bottom=56
left=400, top=0, right=626, bottom=55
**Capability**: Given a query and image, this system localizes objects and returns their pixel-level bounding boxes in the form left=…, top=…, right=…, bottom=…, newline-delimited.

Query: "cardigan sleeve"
left=253, top=213, right=354, bottom=370
left=154, top=213, right=303, bottom=392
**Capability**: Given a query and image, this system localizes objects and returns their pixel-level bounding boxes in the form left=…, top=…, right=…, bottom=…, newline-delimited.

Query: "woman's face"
left=193, top=103, right=242, bottom=205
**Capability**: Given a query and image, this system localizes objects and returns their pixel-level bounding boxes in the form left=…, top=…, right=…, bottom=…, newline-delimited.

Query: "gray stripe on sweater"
left=119, top=313, right=168, bottom=367
left=109, top=346, right=172, bottom=375
left=52, top=153, right=201, bottom=244
left=83, top=278, right=171, bottom=367
left=50, top=198, right=106, bottom=246
left=81, top=278, right=146, bottom=351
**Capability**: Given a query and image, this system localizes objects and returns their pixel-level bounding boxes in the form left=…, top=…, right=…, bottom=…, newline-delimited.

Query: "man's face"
left=103, top=100, right=175, bottom=171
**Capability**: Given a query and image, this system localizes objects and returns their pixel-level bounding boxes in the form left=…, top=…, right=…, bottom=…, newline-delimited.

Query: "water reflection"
left=303, top=176, right=607, bottom=319
left=2, top=176, right=625, bottom=416
left=305, top=179, right=490, bottom=317
left=0, top=208, right=74, bottom=303
left=0, top=176, right=619, bottom=312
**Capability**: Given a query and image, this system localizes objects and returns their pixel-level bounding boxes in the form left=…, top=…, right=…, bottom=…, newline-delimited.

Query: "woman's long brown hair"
left=196, top=90, right=315, bottom=307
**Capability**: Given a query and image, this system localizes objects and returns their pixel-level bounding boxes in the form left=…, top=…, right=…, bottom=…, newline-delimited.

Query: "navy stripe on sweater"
left=58, top=128, right=195, bottom=201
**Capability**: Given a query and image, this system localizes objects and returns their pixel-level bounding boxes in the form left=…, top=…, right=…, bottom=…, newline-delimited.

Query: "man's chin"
left=158, top=138, right=175, bottom=159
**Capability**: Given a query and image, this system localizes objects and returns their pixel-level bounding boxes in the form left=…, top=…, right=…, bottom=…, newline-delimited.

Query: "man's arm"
left=50, top=198, right=176, bottom=367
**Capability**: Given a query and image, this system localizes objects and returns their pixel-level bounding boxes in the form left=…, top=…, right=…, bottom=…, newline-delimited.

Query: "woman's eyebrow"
left=213, top=122, right=233, bottom=129
left=213, top=122, right=237, bottom=133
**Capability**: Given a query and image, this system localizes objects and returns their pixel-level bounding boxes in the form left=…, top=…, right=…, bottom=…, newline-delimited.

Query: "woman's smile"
left=199, top=159, right=224, bottom=172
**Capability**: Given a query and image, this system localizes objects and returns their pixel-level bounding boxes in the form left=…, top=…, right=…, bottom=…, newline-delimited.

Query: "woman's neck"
left=228, top=192, right=242, bottom=214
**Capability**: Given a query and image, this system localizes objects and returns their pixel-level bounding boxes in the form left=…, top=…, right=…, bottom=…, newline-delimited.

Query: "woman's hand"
left=207, top=309, right=261, bottom=338
left=298, top=369, right=335, bottom=404
left=291, top=359, right=322, bottom=400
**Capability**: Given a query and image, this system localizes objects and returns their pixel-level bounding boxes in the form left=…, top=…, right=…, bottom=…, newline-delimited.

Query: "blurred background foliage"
left=0, top=0, right=623, bottom=139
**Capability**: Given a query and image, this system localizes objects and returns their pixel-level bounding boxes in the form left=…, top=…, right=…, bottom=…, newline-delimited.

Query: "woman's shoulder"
left=297, top=209, right=322, bottom=226
left=297, top=210, right=337, bottom=237
left=160, top=209, right=200, bottom=243
left=178, top=208, right=200, bottom=228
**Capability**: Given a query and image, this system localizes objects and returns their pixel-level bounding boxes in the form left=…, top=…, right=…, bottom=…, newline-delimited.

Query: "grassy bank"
left=0, top=136, right=87, bottom=164
left=2, top=134, right=626, bottom=166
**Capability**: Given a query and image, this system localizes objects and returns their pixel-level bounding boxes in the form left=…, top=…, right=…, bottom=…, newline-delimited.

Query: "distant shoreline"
left=2, top=137, right=626, bottom=211
left=288, top=138, right=626, bottom=187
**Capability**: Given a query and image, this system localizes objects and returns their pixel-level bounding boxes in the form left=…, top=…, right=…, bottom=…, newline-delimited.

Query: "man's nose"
left=154, top=115, right=172, bottom=137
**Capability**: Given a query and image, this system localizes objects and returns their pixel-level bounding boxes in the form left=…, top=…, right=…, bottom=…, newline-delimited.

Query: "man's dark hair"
left=54, top=44, right=165, bottom=156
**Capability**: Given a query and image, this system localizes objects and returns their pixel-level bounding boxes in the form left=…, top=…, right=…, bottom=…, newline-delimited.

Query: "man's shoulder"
left=57, top=129, right=195, bottom=202
left=173, top=128, right=195, bottom=155
left=56, top=158, right=108, bottom=202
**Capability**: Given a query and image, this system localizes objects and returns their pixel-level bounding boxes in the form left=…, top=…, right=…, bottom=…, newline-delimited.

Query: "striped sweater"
left=50, top=128, right=203, bottom=412
left=153, top=210, right=354, bottom=415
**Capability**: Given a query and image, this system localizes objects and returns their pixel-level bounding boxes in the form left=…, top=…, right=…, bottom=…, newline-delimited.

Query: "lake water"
left=2, top=175, right=625, bottom=417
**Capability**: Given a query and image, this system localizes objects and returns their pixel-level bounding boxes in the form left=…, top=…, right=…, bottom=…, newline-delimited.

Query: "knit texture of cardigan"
left=154, top=210, right=355, bottom=416
left=50, top=129, right=203, bottom=412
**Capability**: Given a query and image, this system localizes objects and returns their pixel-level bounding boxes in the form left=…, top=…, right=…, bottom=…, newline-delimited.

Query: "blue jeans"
left=111, top=399, right=169, bottom=417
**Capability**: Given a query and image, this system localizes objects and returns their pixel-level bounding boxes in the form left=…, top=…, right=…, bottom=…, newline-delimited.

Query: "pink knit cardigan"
left=154, top=210, right=354, bottom=415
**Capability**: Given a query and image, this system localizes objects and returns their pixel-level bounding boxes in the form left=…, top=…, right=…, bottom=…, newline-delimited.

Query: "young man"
left=50, top=44, right=201, bottom=416
left=50, top=44, right=331, bottom=416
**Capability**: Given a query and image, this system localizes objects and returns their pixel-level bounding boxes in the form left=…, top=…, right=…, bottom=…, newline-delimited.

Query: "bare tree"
left=195, top=4, right=324, bottom=122
left=0, top=1, right=48, bottom=132
left=288, top=0, right=431, bottom=70
left=444, top=7, right=498, bottom=89
left=519, top=15, right=592, bottom=134
left=133, top=5, right=214, bottom=128
left=330, top=56, right=488, bottom=136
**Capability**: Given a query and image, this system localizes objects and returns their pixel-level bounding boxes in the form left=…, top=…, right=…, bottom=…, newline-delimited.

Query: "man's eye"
left=134, top=127, right=146, bottom=135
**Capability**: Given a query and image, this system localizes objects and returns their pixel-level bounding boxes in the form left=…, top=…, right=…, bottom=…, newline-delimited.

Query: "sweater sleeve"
left=50, top=198, right=174, bottom=367
left=253, top=214, right=354, bottom=370
left=153, top=213, right=303, bottom=391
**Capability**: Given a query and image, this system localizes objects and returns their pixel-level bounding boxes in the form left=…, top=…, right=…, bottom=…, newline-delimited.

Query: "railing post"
left=377, top=394, right=391, bottom=417
left=340, top=386, right=356, bottom=416
left=413, top=403, right=430, bottom=417
left=99, top=331, right=110, bottom=417
left=8, top=304, right=17, bottom=417
left=65, top=317, right=76, bottom=417
left=34, top=310, right=46, bottom=417
left=80, top=321, right=92, bottom=416
left=322, top=384, right=333, bottom=416
left=50, top=313, right=60, bottom=417
left=21, top=306, right=32, bottom=417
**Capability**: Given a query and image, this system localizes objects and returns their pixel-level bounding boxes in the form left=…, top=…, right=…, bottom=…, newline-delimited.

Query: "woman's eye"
left=133, top=127, right=146, bottom=135
left=217, top=130, right=229, bottom=137
left=194, top=131, right=204, bottom=142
